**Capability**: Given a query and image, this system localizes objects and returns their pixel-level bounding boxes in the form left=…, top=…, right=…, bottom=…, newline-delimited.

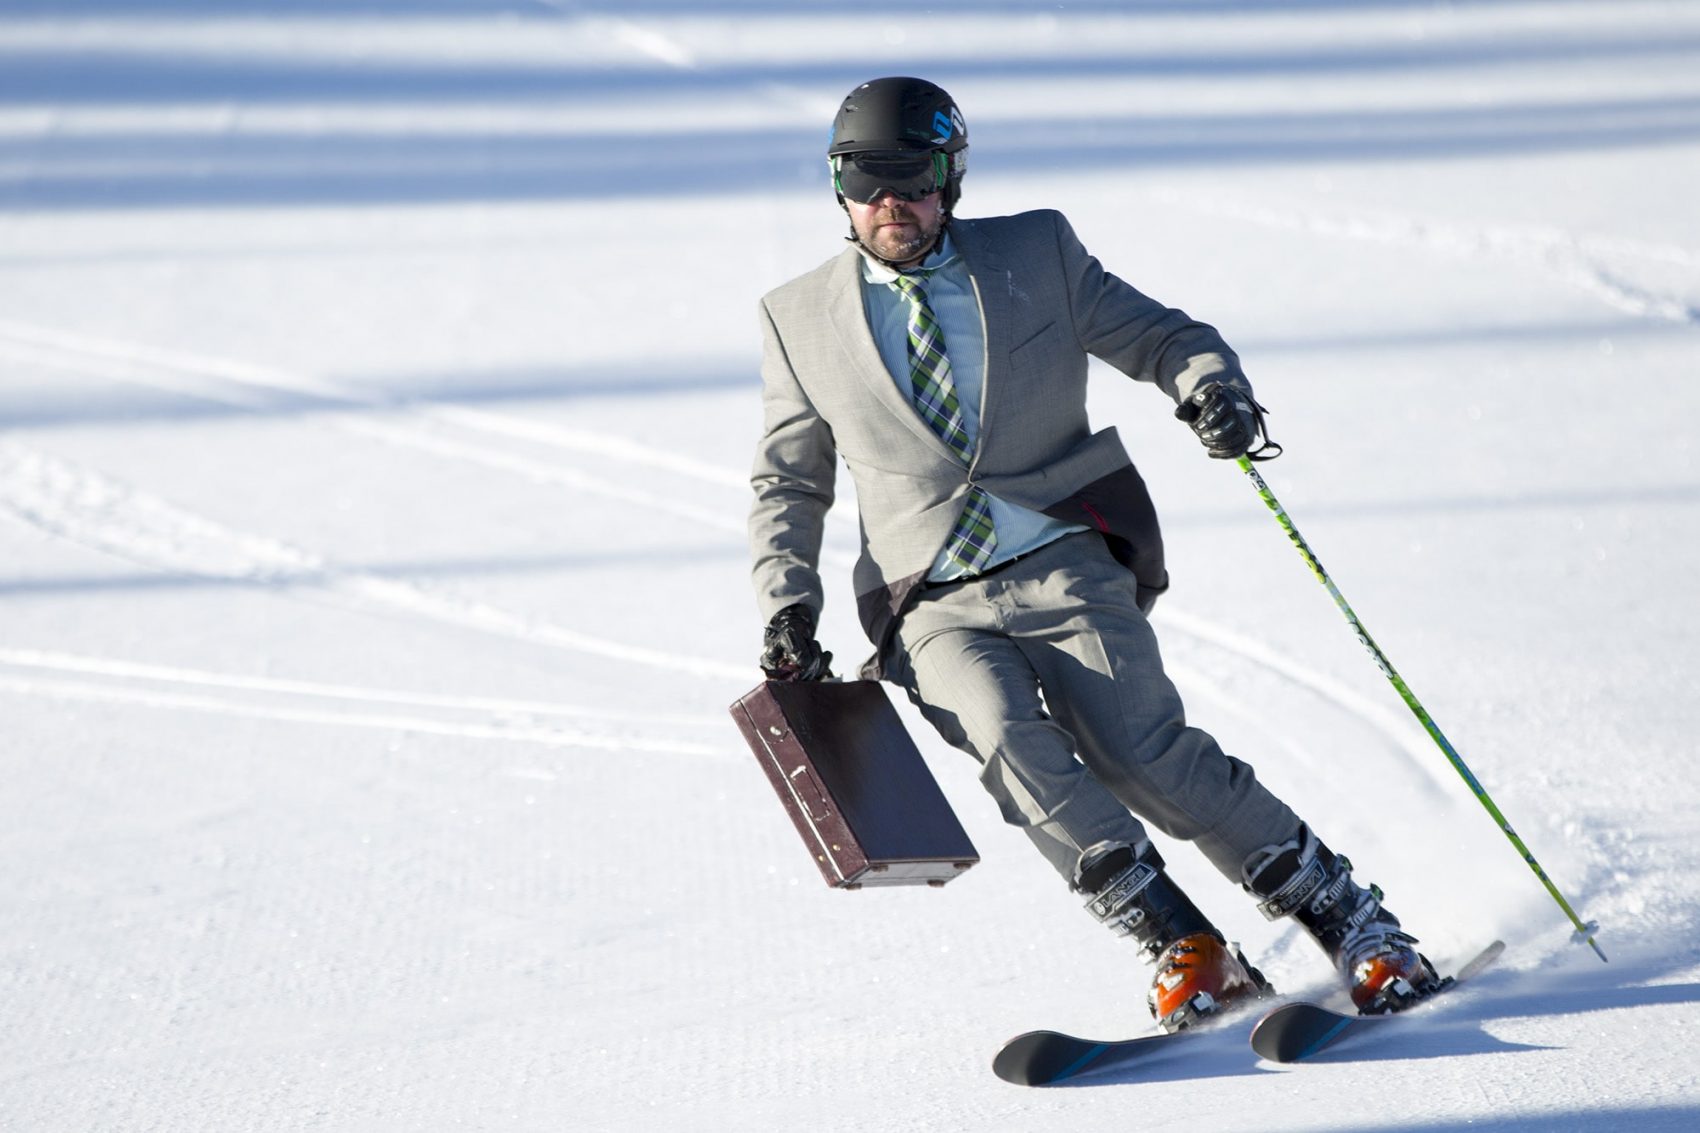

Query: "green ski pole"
left=1236, top=455, right=1606, bottom=962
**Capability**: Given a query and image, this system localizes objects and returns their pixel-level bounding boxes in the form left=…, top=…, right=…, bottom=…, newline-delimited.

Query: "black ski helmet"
left=828, top=77, right=968, bottom=209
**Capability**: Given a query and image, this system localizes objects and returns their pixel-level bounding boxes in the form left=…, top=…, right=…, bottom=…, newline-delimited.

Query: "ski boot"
left=1242, top=825, right=1443, bottom=1014
left=1076, top=841, right=1270, bottom=1032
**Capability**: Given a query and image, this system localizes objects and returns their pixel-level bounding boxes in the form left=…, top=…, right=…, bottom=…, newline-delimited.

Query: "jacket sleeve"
left=748, top=297, right=837, bottom=622
left=1052, top=211, right=1251, bottom=403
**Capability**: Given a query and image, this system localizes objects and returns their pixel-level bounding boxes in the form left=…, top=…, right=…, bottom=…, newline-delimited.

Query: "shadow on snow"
left=0, top=0, right=1651, bottom=18
left=6, top=96, right=1700, bottom=212
left=3, top=7, right=1700, bottom=211
left=0, top=361, right=755, bottom=431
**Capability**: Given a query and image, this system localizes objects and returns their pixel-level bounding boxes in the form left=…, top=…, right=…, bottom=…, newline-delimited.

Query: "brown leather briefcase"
left=730, top=679, right=979, bottom=889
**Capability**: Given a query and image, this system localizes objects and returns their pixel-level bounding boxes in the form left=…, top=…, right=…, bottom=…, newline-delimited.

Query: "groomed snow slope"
left=2, top=2, right=1698, bottom=1130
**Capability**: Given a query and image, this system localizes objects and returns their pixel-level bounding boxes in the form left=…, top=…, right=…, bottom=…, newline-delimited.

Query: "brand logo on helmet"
left=931, top=107, right=964, bottom=145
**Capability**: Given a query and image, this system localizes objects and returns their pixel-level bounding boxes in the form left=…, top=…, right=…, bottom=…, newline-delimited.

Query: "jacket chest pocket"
left=1009, top=320, right=1062, bottom=368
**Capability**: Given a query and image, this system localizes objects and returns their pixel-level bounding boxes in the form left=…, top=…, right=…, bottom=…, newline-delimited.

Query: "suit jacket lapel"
left=953, top=221, right=1009, bottom=460
left=823, top=246, right=964, bottom=462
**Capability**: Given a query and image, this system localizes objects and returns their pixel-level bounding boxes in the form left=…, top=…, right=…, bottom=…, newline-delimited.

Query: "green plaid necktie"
left=891, top=272, right=997, bottom=575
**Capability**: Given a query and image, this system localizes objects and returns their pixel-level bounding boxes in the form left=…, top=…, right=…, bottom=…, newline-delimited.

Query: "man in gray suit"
left=748, top=77, right=1435, bottom=1028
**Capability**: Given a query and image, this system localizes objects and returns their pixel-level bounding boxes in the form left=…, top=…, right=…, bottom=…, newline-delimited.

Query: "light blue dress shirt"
left=858, top=233, right=1087, bottom=582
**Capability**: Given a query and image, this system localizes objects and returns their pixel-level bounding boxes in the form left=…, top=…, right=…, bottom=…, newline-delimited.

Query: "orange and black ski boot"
left=1242, top=824, right=1443, bottom=1014
left=1147, top=931, right=1268, bottom=1030
left=1075, top=841, right=1271, bottom=1032
left=1338, top=928, right=1441, bottom=1014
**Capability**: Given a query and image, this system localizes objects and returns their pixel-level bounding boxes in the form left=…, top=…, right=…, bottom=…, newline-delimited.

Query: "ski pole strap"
left=1235, top=455, right=1606, bottom=963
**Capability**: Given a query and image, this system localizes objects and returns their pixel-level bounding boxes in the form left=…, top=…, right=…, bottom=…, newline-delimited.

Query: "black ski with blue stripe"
left=992, top=1025, right=1197, bottom=1086
left=1248, top=940, right=1505, bottom=1063
left=992, top=941, right=1504, bottom=1084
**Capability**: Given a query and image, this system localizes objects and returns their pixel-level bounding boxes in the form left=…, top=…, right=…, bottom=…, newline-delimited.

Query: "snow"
left=2, top=1, right=1698, bottom=1129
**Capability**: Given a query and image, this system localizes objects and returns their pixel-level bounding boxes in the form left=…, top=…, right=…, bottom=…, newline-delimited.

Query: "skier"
left=747, top=76, right=1438, bottom=1028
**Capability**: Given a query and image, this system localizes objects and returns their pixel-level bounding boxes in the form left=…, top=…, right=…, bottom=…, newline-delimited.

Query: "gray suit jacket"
left=749, top=208, right=1249, bottom=677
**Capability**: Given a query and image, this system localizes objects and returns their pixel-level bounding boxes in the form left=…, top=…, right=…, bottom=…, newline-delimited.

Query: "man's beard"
left=862, top=209, right=942, bottom=265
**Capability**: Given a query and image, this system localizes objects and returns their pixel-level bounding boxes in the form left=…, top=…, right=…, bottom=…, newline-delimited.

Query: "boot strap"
left=1083, top=859, right=1160, bottom=937
left=1254, top=854, right=1353, bottom=922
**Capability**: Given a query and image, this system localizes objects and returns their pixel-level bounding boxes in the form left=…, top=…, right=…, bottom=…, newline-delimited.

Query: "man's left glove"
left=1174, top=383, right=1280, bottom=461
left=759, top=603, right=834, bottom=681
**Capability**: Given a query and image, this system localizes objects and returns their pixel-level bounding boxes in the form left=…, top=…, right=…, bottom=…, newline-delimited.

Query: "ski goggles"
left=832, top=151, right=947, bottom=204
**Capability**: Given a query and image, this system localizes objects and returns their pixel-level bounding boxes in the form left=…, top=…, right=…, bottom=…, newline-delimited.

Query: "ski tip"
left=992, top=1032, right=1109, bottom=1087
left=991, top=1052, right=1041, bottom=1088
left=1248, top=1003, right=1360, bottom=1064
left=992, top=1028, right=1180, bottom=1087
left=991, top=1032, right=1061, bottom=1087
left=1453, top=939, right=1506, bottom=982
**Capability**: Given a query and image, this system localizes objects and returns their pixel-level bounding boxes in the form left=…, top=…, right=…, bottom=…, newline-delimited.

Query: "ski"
left=1249, top=940, right=1505, bottom=1063
left=992, top=1025, right=1195, bottom=1087
left=993, top=991, right=1269, bottom=1087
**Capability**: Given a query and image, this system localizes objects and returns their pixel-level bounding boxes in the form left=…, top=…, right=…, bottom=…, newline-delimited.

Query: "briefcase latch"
left=787, top=764, right=834, bottom=821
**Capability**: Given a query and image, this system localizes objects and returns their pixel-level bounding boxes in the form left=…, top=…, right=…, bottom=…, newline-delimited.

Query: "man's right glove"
left=759, top=603, right=834, bottom=681
left=1174, top=383, right=1280, bottom=461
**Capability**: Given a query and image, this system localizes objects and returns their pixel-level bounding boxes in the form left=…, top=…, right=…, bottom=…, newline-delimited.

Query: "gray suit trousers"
left=891, top=532, right=1302, bottom=885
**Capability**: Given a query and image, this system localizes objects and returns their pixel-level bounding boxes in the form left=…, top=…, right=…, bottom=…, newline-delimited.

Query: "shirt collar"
left=857, top=229, right=961, bottom=285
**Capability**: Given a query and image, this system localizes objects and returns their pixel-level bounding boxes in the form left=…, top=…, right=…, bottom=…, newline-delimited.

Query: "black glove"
left=759, top=604, right=834, bottom=681
left=1174, top=383, right=1280, bottom=461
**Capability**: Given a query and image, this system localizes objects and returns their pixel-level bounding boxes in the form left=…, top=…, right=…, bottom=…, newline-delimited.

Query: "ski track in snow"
left=0, top=671, right=725, bottom=758
left=0, top=317, right=1478, bottom=791
left=1145, top=188, right=1700, bottom=324
left=1157, top=607, right=1455, bottom=803
left=0, top=438, right=750, bottom=691
left=0, top=316, right=864, bottom=562
left=0, top=647, right=725, bottom=758
left=0, top=318, right=769, bottom=541
left=0, top=320, right=1456, bottom=795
